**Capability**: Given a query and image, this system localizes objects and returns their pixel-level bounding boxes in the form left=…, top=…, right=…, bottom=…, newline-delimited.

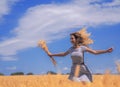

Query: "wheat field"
left=0, top=74, right=120, bottom=87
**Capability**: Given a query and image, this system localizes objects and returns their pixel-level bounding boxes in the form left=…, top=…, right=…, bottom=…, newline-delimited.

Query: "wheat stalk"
left=38, top=40, right=57, bottom=66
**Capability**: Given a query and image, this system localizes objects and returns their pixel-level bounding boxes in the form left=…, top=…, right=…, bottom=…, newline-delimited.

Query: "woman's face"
left=70, top=35, right=76, bottom=45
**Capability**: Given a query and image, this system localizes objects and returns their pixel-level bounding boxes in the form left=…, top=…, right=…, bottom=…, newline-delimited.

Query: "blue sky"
left=0, top=0, right=120, bottom=75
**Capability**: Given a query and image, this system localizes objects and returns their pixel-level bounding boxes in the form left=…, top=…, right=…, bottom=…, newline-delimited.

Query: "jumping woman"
left=47, top=28, right=113, bottom=82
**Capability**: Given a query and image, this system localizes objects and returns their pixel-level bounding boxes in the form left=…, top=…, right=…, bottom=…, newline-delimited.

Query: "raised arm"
left=85, top=47, right=113, bottom=55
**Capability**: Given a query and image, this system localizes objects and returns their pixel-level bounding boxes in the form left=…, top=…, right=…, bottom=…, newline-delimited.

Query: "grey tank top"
left=68, top=46, right=87, bottom=64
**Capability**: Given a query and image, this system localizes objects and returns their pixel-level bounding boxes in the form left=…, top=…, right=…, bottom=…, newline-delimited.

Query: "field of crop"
left=0, top=74, right=120, bottom=87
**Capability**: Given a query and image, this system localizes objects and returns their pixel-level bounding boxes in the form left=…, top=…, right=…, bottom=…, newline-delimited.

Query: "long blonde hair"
left=70, top=28, right=93, bottom=45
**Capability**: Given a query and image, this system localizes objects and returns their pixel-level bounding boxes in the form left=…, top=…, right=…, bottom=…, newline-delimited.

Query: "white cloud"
left=0, top=0, right=19, bottom=20
left=63, top=67, right=70, bottom=71
left=0, top=0, right=120, bottom=60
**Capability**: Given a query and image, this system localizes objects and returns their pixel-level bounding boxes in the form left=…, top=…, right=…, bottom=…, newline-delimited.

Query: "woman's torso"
left=68, top=46, right=87, bottom=64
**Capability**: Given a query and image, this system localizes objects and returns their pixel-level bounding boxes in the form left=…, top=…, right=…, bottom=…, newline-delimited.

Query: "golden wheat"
left=38, top=40, right=57, bottom=66
left=0, top=74, right=120, bottom=87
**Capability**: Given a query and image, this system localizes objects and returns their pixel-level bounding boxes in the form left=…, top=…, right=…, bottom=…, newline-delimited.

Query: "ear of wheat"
left=38, top=40, right=57, bottom=66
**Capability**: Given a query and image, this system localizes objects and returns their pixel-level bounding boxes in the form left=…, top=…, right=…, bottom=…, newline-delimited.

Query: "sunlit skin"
left=48, top=35, right=113, bottom=57
left=70, top=35, right=77, bottom=46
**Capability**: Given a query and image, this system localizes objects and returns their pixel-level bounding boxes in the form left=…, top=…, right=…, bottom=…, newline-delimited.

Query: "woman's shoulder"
left=69, top=46, right=74, bottom=50
left=80, top=45, right=88, bottom=51
left=67, top=46, right=74, bottom=52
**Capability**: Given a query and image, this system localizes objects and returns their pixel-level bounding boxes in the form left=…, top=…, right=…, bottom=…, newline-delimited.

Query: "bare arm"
left=48, top=51, right=69, bottom=57
left=85, top=47, right=113, bottom=55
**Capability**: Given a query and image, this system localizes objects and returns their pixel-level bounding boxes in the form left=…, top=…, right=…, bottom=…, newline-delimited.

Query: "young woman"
left=47, top=28, right=113, bottom=82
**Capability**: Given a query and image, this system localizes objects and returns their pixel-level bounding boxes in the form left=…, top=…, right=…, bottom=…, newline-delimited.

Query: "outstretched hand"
left=107, top=48, right=113, bottom=53
left=47, top=52, right=57, bottom=66
left=47, top=52, right=52, bottom=57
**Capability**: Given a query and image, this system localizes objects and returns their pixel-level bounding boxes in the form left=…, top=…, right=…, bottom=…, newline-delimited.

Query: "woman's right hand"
left=47, top=52, right=57, bottom=66
left=47, top=52, right=52, bottom=57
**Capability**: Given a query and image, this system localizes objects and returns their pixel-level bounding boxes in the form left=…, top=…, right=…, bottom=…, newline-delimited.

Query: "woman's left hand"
left=107, top=48, right=113, bottom=53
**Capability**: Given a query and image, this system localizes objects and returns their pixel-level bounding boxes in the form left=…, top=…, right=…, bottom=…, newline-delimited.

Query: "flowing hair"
left=70, top=28, right=93, bottom=45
